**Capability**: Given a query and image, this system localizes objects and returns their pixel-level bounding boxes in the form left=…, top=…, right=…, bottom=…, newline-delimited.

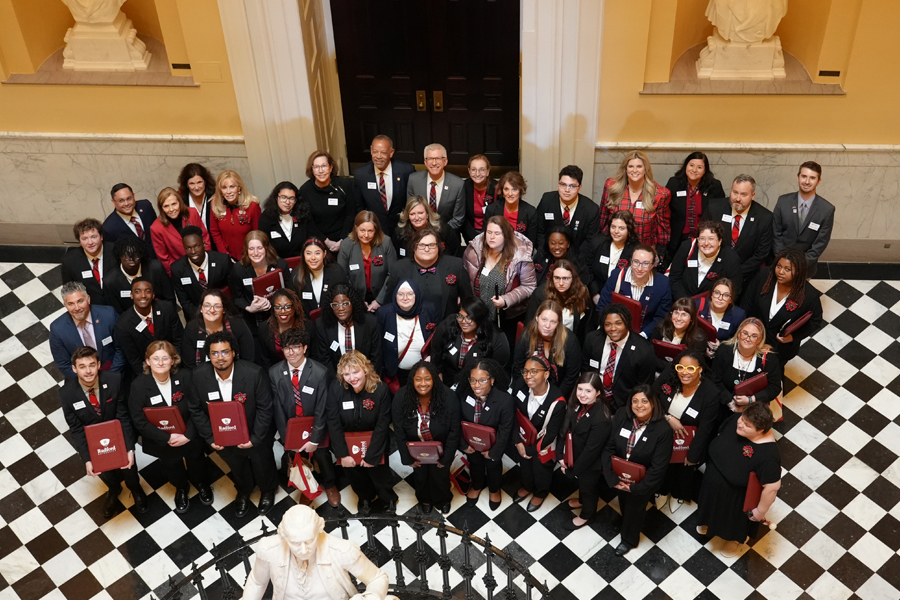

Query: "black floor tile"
left=0, top=488, right=36, bottom=522
left=26, top=293, right=63, bottom=321
left=816, top=475, right=859, bottom=510
left=810, top=439, right=852, bottom=472
left=7, top=452, right=47, bottom=486
left=855, top=439, right=896, bottom=473
left=837, top=340, right=877, bottom=369
left=825, top=281, right=864, bottom=307
left=822, top=513, right=867, bottom=550
left=803, top=404, right=845, bottom=436
left=798, top=372, right=840, bottom=403
left=585, top=543, right=631, bottom=583
left=0, top=293, right=25, bottom=318
left=633, top=546, right=679, bottom=585
left=773, top=512, right=818, bottom=548
left=796, top=339, right=834, bottom=368
left=24, top=528, right=68, bottom=564
left=491, top=503, right=537, bottom=538
left=729, top=548, right=777, bottom=589
left=535, top=542, right=580, bottom=581
left=0, top=526, right=23, bottom=561
left=873, top=311, right=900, bottom=338
left=117, top=530, right=163, bottom=567
left=0, top=264, right=37, bottom=289
left=15, top=322, right=50, bottom=350
left=829, top=311, right=870, bottom=338
left=775, top=473, right=814, bottom=509
left=866, top=282, right=900, bottom=308
left=72, top=529, right=116, bottom=566
left=850, top=405, right=891, bottom=437
left=11, top=567, right=55, bottom=600
left=681, top=547, right=728, bottom=586
left=778, top=551, right=824, bottom=589
left=58, top=569, right=104, bottom=600
left=869, top=514, right=900, bottom=551
left=842, top=372, right=885, bottom=402
left=827, top=552, right=872, bottom=591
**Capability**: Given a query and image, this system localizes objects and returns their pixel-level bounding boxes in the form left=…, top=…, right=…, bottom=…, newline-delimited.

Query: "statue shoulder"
left=322, top=534, right=364, bottom=564
left=255, top=535, right=289, bottom=559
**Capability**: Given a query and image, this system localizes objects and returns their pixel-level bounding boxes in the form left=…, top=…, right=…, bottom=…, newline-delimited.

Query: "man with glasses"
left=407, top=143, right=466, bottom=255
left=114, top=278, right=184, bottom=377
left=190, top=331, right=277, bottom=517
left=353, top=134, right=417, bottom=239
left=170, top=226, right=233, bottom=318
left=535, top=165, right=600, bottom=256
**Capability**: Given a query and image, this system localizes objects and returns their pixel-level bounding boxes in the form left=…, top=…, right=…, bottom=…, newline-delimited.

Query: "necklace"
left=734, top=353, right=754, bottom=385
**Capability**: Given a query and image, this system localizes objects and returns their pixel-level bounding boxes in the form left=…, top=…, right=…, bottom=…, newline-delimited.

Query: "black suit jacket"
left=701, top=199, right=773, bottom=290
left=664, top=176, right=726, bottom=264
left=484, top=199, right=539, bottom=249
left=181, top=316, right=256, bottom=369
left=509, top=380, right=566, bottom=456
left=567, top=404, right=613, bottom=478
left=104, top=259, right=175, bottom=313
left=512, top=330, right=582, bottom=398
left=256, top=318, right=314, bottom=369
left=582, top=235, right=635, bottom=297
left=258, top=211, right=320, bottom=260
left=708, top=344, right=782, bottom=405
left=524, top=285, right=596, bottom=342
left=326, top=380, right=393, bottom=463
left=669, top=241, right=743, bottom=300
left=229, top=259, right=291, bottom=332
left=581, top=331, right=656, bottom=411
left=61, top=245, right=117, bottom=307
left=60, top=371, right=135, bottom=463
left=386, top=255, right=472, bottom=323
left=102, top=199, right=158, bottom=257
left=114, top=300, right=184, bottom=375
left=602, top=409, right=674, bottom=496
left=128, top=371, right=197, bottom=458
left=392, top=384, right=461, bottom=467
left=430, top=314, right=510, bottom=388
left=653, top=372, right=721, bottom=464
left=313, top=312, right=383, bottom=374
left=456, top=386, right=515, bottom=462
left=353, top=160, right=417, bottom=238
left=268, top=358, right=332, bottom=444
left=189, top=359, right=272, bottom=447
left=290, top=263, right=349, bottom=317
left=535, top=192, right=600, bottom=256
left=462, top=178, right=499, bottom=243
left=170, top=252, right=233, bottom=319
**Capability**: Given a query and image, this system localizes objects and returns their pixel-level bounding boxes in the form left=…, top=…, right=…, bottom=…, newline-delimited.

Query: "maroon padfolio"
left=611, top=292, right=643, bottom=332
left=611, top=455, right=647, bottom=485
left=744, top=472, right=762, bottom=512
left=344, top=430, right=384, bottom=465
left=461, top=421, right=496, bottom=452
left=407, top=441, right=444, bottom=464
left=670, top=426, right=697, bottom=463
left=564, top=431, right=574, bottom=467
left=653, top=339, right=686, bottom=362
left=84, top=420, right=130, bottom=473
left=517, top=410, right=538, bottom=446
left=696, top=316, right=718, bottom=341
left=207, top=401, right=250, bottom=446
left=734, top=373, right=768, bottom=397
left=142, top=406, right=186, bottom=435
left=252, top=268, right=284, bottom=301
left=284, top=416, right=330, bottom=450
left=781, top=310, right=813, bottom=337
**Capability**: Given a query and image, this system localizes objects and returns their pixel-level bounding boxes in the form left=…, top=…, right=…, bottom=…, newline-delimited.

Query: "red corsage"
left=237, top=210, right=250, bottom=225
left=534, top=264, right=543, bottom=273
left=661, top=384, right=672, bottom=396
left=743, top=445, right=754, bottom=458
left=617, top=258, right=629, bottom=269
left=292, top=217, right=298, bottom=224
left=446, top=274, right=457, bottom=285
left=172, top=391, right=184, bottom=404
left=706, top=272, right=719, bottom=281
left=785, top=300, right=797, bottom=312
left=372, top=256, right=384, bottom=266
left=362, top=398, right=375, bottom=411
left=516, top=223, right=526, bottom=233
left=426, top=322, right=436, bottom=332
left=234, top=393, right=247, bottom=404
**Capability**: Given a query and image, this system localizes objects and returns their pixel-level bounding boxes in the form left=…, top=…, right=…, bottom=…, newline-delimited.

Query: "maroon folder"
left=696, top=316, right=718, bottom=341
left=207, top=401, right=250, bottom=446
left=252, top=269, right=284, bottom=301
left=611, top=456, right=646, bottom=485
left=461, top=421, right=496, bottom=452
left=781, top=311, right=813, bottom=337
left=670, top=426, right=697, bottom=463
left=421, top=332, right=435, bottom=359
left=84, top=420, right=130, bottom=473
left=653, top=339, right=686, bottom=362
left=142, top=406, right=186, bottom=435
left=743, top=472, right=762, bottom=512
left=344, top=430, right=384, bottom=465
left=734, top=373, right=768, bottom=397
left=284, top=416, right=330, bottom=450
left=517, top=410, right=538, bottom=446
left=407, top=441, right=444, bottom=464
left=611, top=292, right=643, bottom=332
left=564, top=431, right=574, bottom=467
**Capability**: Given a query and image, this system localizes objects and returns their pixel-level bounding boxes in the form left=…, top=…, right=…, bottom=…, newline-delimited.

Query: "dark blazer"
left=708, top=344, right=782, bottom=405
left=386, top=255, right=472, bottom=323
left=697, top=299, right=746, bottom=342
left=524, top=285, right=596, bottom=342
left=597, top=268, right=673, bottom=337
left=268, top=357, right=332, bottom=444
left=392, top=384, right=461, bottom=467
left=567, top=403, right=613, bottom=478
left=601, top=409, right=674, bottom=496
left=181, top=316, right=256, bottom=369
left=170, top=252, right=233, bottom=319
left=114, top=300, right=184, bottom=375
left=353, top=160, right=417, bottom=238
left=60, top=371, right=134, bottom=463
left=430, top=314, right=510, bottom=388
left=50, top=305, right=124, bottom=377
left=772, top=192, right=836, bottom=278
left=313, top=312, right=383, bottom=374
left=326, top=380, right=393, bottom=463
left=701, top=198, right=774, bottom=290
left=337, top=238, right=397, bottom=306
left=257, top=211, right=320, bottom=260
left=407, top=171, right=466, bottom=253
left=462, top=178, right=499, bottom=243
left=581, top=331, right=657, bottom=411
left=669, top=241, right=743, bottom=300
left=228, top=259, right=291, bottom=333
left=535, top=192, right=600, bottom=256
left=484, top=200, right=539, bottom=249
left=653, top=372, right=721, bottom=464
left=509, top=380, right=567, bottom=456
left=128, top=370, right=197, bottom=458
left=103, top=259, right=175, bottom=313
left=582, top=235, right=635, bottom=297
left=664, top=175, right=726, bottom=265
left=531, top=248, right=588, bottom=290
left=61, top=245, right=116, bottom=307
left=456, top=386, right=515, bottom=462
left=299, top=176, right=354, bottom=243
left=102, top=199, right=158, bottom=257
left=189, top=359, right=272, bottom=447
left=256, top=319, right=315, bottom=369
left=511, top=328, right=582, bottom=398
left=376, top=303, right=439, bottom=377
left=290, top=263, right=349, bottom=317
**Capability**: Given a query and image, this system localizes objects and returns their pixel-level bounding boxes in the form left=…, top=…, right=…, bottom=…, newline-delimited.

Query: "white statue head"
left=278, top=505, right=326, bottom=561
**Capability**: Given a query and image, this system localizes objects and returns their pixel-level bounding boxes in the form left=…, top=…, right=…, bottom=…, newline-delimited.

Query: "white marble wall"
left=594, top=143, right=900, bottom=241
left=0, top=133, right=250, bottom=227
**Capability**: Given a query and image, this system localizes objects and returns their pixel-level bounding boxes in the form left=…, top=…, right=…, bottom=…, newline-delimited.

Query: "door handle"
left=433, top=91, right=443, bottom=112
left=416, top=90, right=427, bottom=111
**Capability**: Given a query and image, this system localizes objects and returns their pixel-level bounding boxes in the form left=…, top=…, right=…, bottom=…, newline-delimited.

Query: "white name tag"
left=73, top=401, right=86, bottom=410
left=103, top=384, right=107, bottom=389
left=197, top=340, right=205, bottom=348
left=120, top=290, right=131, bottom=298
left=342, top=401, right=354, bottom=410
left=544, top=213, right=554, bottom=220
left=208, top=391, right=220, bottom=400
left=599, top=255, right=609, bottom=264
left=484, top=406, right=490, bottom=411
left=685, top=407, right=699, bottom=418
left=589, top=359, right=600, bottom=369
left=349, top=264, right=360, bottom=271
left=102, top=336, right=113, bottom=346
left=136, top=320, right=147, bottom=332
left=302, top=386, right=314, bottom=394
left=517, top=390, right=526, bottom=401
left=330, top=341, right=340, bottom=352
left=180, top=277, right=192, bottom=285
left=328, top=198, right=339, bottom=206
left=721, top=214, right=733, bottom=223
left=399, top=248, right=406, bottom=256
left=620, top=428, right=631, bottom=438
left=676, top=190, right=687, bottom=197
left=384, top=332, right=395, bottom=342
left=81, top=270, right=92, bottom=279
left=302, top=292, right=313, bottom=299
left=243, top=278, right=253, bottom=286
left=211, top=263, right=216, bottom=267
left=719, top=321, right=730, bottom=329
left=481, top=267, right=491, bottom=276
left=367, top=182, right=377, bottom=189
left=449, top=347, right=458, bottom=355
left=150, top=395, right=163, bottom=405
left=687, top=260, right=698, bottom=268
left=809, top=222, right=820, bottom=231
left=466, top=396, right=476, bottom=406
left=270, top=231, right=282, bottom=238
left=634, top=201, right=643, bottom=210
left=174, top=380, right=179, bottom=385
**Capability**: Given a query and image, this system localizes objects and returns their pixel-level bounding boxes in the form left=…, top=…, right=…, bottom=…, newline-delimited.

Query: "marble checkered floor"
left=2, top=261, right=900, bottom=600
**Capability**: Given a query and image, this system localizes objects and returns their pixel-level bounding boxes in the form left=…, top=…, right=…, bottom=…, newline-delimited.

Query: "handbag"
left=288, top=454, right=322, bottom=501
left=534, top=398, right=564, bottom=463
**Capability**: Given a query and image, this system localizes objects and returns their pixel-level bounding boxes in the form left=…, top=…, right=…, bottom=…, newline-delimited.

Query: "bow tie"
left=419, top=267, right=437, bottom=275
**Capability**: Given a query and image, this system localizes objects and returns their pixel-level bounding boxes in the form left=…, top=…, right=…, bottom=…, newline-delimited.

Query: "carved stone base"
left=696, top=29, right=786, bottom=81
left=62, top=11, right=151, bottom=72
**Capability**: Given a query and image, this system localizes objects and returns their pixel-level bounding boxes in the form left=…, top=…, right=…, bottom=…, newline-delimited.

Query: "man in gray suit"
left=772, top=161, right=835, bottom=278
left=407, top=143, right=465, bottom=255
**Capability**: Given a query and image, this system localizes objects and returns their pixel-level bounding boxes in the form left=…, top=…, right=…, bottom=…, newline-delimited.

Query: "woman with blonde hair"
left=392, top=196, right=441, bottom=258
left=150, top=187, right=211, bottom=275
left=209, top=170, right=261, bottom=259
left=708, top=317, right=782, bottom=416
left=599, top=151, right=672, bottom=265
left=511, top=299, right=582, bottom=397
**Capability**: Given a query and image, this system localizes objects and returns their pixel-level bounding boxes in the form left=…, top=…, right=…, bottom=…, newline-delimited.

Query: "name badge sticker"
left=330, top=340, right=340, bottom=352
left=544, top=213, right=554, bottom=220
left=197, top=340, right=205, bottom=348
left=150, top=395, right=163, bottom=405
left=81, top=270, right=92, bottom=279
left=384, top=332, right=395, bottom=342
left=120, top=290, right=131, bottom=298
left=599, top=256, right=610, bottom=264
left=136, top=320, right=147, bottom=332
left=101, top=336, right=113, bottom=346
left=466, top=396, right=476, bottom=406
left=270, top=231, right=282, bottom=238
left=449, top=346, right=458, bottom=355
left=243, top=278, right=253, bottom=286
left=687, top=260, right=698, bottom=268
left=721, top=214, right=733, bottom=223
left=302, top=292, right=313, bottom=299
left=208, top=391, right=220, bottom=400
left=517, top=390, right=526, bottom=401
left=180, top=277, right=192, bottom=285
left=685, top=407, right=699, bottom=418
left=620, top=428, right=631, bottom=438
left=342, top=401, right=354, bottom=410
left=589, top=359, right=600, bottom=369
left=719, top=321, right=730, bottom=329
left=349, top=264, right=360, bottom=271
left=367, top=182, right=377, bottom=189
left=302, top=386, right=314, bottom=394
left=399, top=248, right=406, bottom=256
left=634, top=201, right=643, bottom=210
left=676, top=190, right=687, bottom=197
left=328, top=198, right=339, bottom=206
left=809, top=222, right=821, bottom=231
left=73, top=401, right=86, bottom=410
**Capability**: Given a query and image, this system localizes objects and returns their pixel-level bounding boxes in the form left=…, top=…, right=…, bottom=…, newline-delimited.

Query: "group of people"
left=53, top=136, right=832, bottom=560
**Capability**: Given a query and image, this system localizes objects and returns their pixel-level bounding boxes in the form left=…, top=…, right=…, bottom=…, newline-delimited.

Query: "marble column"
left=61, top=0, right=151, bottom=72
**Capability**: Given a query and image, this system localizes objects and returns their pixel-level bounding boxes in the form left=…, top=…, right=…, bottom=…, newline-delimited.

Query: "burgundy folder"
left=611, top=292, right=643, bottom=332
left=284, top=416, right=330, bottom=450
left=781, top=311, right=813, bottom=337
left=517, top=410, right=538, bottom=446
left=670, top=426, right=697, bottom=463
left=461, top=422, right=496, bottom=452
left=407, top=441, right=444, bottom=464
left=344, top=430, right=384, bottom=465
left=734, top=373, right=768, bottom=397
left=142, top=406, right=186, bottom=435
left=564, top=432, right=574, bottom=467
left=696, top=316, right=718, bottom=341
left=743, top=472, right=762, bottom=512
left=653, top=339, right=686, bottom=362
left=84, top=420, right=130, bottom=473
left=252, top=269, right=284, bottom=301
left=611, top=456, right=646, bottom=485
left=207, top=401, right=250, bottom=446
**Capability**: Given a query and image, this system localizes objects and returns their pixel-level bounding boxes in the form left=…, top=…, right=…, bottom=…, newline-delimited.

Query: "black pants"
left=410, top=463, right=453, bottom=506
left=519, top=454, right=555, bottom=498
left=660, top=463, right=701, bottom=502
left=344, top=463, right=398, bottom=504
left=618, top=490, right=654, bottom=548
left=499, top=313, right=523, bottom=371
left=313, top=447, right=337, bottom=489
left=576, top=469, right=606, bottom=521
left=156, top=441, right=210, bottom=491
left=99, top=463, right=142, bottom=494
left=467, top=451, right=503, bottom=493
left=219, top=443, right=278, bottom=496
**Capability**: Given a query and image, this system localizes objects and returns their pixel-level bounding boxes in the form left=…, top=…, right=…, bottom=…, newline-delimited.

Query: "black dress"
left=696, top=414, right=781, bottom=542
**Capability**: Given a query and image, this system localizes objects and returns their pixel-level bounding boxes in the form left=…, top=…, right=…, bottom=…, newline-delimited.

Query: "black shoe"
left=198, top=484, right=214, bottom=506
left=489, top=498, right=501, bottom=511
left=512, top=489, right=530, bottom=504
left=561, top=517, right=594, bottom=531
left=383, top=500, right=397, bottom=515
left=614, top=542, right=631, bottom=556
left=174, top=488, right=189, bottom=514
left=102, top=487, right=120, bottom=519
left=420, top=503, right=433, bottom=515
left=439, top=502, right=452, bottom=515
left=235, top=494, right=250, bottom=518
left=357, top=499, right=372, bottom=516
left=258, top=490, right=275, bottom=516
left=132, top=489, right=148, bottom=514
left=526, top=499, right=543, bottom=513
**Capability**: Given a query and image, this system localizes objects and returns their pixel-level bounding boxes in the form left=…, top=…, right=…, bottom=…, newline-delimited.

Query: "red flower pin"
left=661, top=384, right=672, bottom=396
left=172, top=391, right=184, bottom=404
left=234, top=392, right=247, bottom=404
left=446, top=274, right=457, bottom=285
left=785, top=300, right=797, bottom=312
left=706, top=272, right=718, bottom=281
left=617, top=258, right=629, bottom=269
left=426, top=322, right=436, bottom=332
left=743, top=445, right=754, bottom=458
left=534, top=264, right=543, bottom=273
left=362, top=398, right=375, bottom=411
left=372, top=256, right=384, bottom=266
left=516, top=223, right=526, bottom=233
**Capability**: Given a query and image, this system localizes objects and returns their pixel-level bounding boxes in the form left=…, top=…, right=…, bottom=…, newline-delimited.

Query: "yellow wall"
left=598, top=0, right=899, bottom=144
left=777, top=0, right=832, bottom=80
left=8, top=0, right=72, bottom=72
left=671, top=0, right=712, bottom=73
left=124, top=0, right=164, bottom=43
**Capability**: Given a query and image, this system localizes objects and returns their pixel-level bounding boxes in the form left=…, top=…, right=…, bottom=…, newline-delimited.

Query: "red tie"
left=292, top=368, right=304, bottom=416
left=603, top=342, right=617, bottom=402
left=146, top=318, right=154, bottom=336
left=198, top=268, right=207, bottom=289
left=345, top=325, right=353, bottom=353
left=88, top=387, right=101, bottom=415
left=429, top=182, right=437, bottom=212
left=731, top=215, right=741, bottom=247
left=378, top=172, right=388, bottom=211
left=131, top=216, right=143, bottom=238
left=91, top=258, right=101, bottom=285
left=563, top=204, right=571, bottom=226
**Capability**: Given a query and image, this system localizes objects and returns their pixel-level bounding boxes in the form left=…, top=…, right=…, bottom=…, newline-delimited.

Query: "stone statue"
left=60, top=0, right=151, bottom=71
left=242, top=505, right=396, bottom=600
left=697, top=0, right=788, bottom=80
left=706, top=0, right=788, bottom=43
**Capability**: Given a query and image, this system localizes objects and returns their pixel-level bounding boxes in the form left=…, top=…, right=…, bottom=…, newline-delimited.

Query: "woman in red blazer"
left=151, top=187, right=211, bottom=275
left=209, top=170, right=261, bottom=260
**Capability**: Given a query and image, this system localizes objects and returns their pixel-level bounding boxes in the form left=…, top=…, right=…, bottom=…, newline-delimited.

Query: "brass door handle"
left=433, top=91, right=443, bottom=112
left=417, top=90, right=427, bottom=111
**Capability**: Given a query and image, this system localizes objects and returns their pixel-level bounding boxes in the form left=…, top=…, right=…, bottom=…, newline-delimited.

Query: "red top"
left=363, top=252, right=372, bottom=293
left=150, top=208, right=212, bottom=275
left=210, top=202, right=261, bottom=260
left=503, top=206, right=518, bottom=230
left=473, top=187, right=488, bottom=231
left=599, top=179, right=671, bottom=247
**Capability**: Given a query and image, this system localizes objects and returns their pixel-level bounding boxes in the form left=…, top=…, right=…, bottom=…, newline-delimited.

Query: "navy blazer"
left=375, top=303, right=439, bottom=377
left=597, top=268, right=673, bottom=338
left=102, top=199, right=158, bottom=257
left=50, top=305, right=124, bottom=377
left=352, top=160, right=417, bottom=238
left=60, top=371, right=134, bottom=463
left=697, top=299, right=746, bottom=342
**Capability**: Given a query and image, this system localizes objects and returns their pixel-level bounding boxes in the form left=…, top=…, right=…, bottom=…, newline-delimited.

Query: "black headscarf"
left=393, top=278, right=424, bottom=319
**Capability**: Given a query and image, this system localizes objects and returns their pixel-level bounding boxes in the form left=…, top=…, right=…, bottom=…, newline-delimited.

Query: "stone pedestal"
left=696, top=28, right=786, bottom=81
left=62, top=8, right=151, bottom=71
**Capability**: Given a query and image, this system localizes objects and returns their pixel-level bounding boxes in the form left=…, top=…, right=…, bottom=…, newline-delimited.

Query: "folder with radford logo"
left=252, top=269, right=284, bottom=301
left=84, top=420, right=130, bottom=473
left=611, top=455, right=646, bottom=485
left=670, top=426, right=697, bottom=463
left=142, top=406, right=186, bottom=435
left=461, top=421, right=496, bottom=452
left=208, top=401, right=250, bottom=446
left=344, top=430, right=384, bottom=465
left=517, top=410, right=538, bottom=445
left=407, top=441, right=443, bottom=464
left=284, top=416, right=330, bottom=450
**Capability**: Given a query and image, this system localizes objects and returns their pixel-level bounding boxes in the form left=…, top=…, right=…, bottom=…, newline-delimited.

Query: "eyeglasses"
left=468, top=168, right=488, bottom=174
left=396, top=292, right=415, bottom=299
left=277, top=195, right=296, bottom=202
left=711, top=290, right=732, bottom=300
left=631, top=260, right=652, bottom=268
left=416, top=243, right=438, bottom=251
left=210, top=350, right=232, bottom=358
left=284, top=345, right=304, bottom=354
left=468, top=377, right=491, bottom=385
left=425, top=157, right=446, bottom=163
left=521, top=368, right=547, bottom=377
left=202, top=303, right=223, bottom=311
left=456, top=313, right=473, bottom=323
left=330, top=301, right=351, bottom=309
left=558, top=182, right=580, bottom=190
left=273, top=304, right=293, bottom=312
left=149, top=357, right=172, bottom=365
left=552, top=275, right=572, bottom=282
left=675, top=364, right=700, bottom=373
left=739, top=331, right=761, bottom=341
left=311, top=165, right=331, bottom=171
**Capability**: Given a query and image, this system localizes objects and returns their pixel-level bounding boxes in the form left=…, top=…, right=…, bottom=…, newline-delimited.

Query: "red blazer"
left=151, top=208, right=211, bottom=275
left=210, top=202, right=261, bottom=260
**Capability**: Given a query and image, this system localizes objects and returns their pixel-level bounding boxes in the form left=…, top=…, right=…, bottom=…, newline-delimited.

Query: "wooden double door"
left=331, top=0, right=520, bottom=168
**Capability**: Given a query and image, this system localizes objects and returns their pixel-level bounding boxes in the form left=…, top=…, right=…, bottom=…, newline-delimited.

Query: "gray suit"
left=772, top=192, right=835, bottom=277
left=408, top=170, right=465, bottom=253
left=336, top=237, right=397, bottom=305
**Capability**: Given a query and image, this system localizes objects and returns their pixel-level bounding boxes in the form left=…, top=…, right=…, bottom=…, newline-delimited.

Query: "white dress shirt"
left=216, top=369, right=235, bottom=402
